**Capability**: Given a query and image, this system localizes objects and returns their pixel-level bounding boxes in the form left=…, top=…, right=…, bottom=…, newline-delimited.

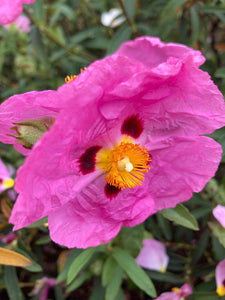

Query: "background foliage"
left=0, top=0, right=225, bottom=299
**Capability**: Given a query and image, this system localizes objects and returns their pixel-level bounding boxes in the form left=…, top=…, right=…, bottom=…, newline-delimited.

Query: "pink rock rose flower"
left=213, top=205, right=225, bottom=228
left=136, top=239, right=169, bottom=272
left=216, top=259, right=225, bottom=296
left=0, top=0, right=35, bottom=25
left=155, top=283, right=192, bottom=300
left=0, top=159, right=14, bottom=193
left=9, top=37, right=225, bottom=248
left=30, top=277, right=56, bottom=300
left=0, top=90, right=64, bottom=155
left=4, top=15, right=31, bottom=33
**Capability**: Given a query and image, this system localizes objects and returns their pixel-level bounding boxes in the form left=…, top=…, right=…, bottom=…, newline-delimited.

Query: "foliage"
left=0, top=0, right=225, bottom=299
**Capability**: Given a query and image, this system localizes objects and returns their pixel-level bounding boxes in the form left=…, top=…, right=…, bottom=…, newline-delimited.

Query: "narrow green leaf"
left=209, top=222, right=225, bottom=248
left=66, top=271, right=92, bottom=293
left=124, top=0, right=136, bottom=20
left=106, top=26, right=132, bottom=55
left=191, top=292, right=222, bottom=300
left=102, top=256, right=118, bottom=287
left=215, top=67, right=225, bottom=78
left=112, top=248, right=156, bottom=297
left=190, top=6, right=200, bottom=42
left=159, top=0, right=187, bottom=24
left=105, top=266, right=123, bottom=300
left=161, top=204, right=199, bottom=231
left=67, top=247, right=96, bottom=284
left=4, top=266, right=24, bottom=300
left=191, top=230, right=209, bottom=264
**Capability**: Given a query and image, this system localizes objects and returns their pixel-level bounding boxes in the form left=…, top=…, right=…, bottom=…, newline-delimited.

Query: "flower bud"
left=9, top=117, right=55, bottom=149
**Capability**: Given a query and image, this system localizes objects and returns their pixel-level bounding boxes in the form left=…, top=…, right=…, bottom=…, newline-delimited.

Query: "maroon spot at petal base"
left=105, top=183, right=121, bottom=200
left=121, top=114, right=143, bottom=138
left=79, top=146, right=101, bottom=175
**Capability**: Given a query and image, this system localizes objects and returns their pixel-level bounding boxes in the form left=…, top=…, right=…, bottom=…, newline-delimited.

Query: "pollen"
left=2, top=178, right=14, bottom=189
left=65, top=68, right=87, bottom=84
left=96, top=137, right=151, bottom=190
left=217, top=285, right=225, bottom=297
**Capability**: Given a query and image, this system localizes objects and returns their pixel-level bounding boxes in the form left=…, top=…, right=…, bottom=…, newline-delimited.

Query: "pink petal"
left=216, top=259, right=225, bottom=287
left=213, top=205, right=225, bottom=228
left=0, top=0, right=35, bottom=25
left=136, top=239, right=169, bottom=272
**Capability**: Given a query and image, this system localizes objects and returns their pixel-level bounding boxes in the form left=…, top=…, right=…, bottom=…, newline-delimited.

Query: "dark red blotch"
left=105, top=183, right=121, bottom=200
left=79, top=146, right=101, bottom=175
left=121, top=114, right=143, bottom=138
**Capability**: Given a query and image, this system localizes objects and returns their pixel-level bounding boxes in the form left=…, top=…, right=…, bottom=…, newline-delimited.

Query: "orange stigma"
left=96, top=136, right=151, bottom=190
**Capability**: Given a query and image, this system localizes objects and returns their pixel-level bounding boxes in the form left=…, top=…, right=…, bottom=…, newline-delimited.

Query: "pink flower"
left=0, top=159, right=14, bottom=193
left=30, top=277, right=56, bottom=300
left=0, top=90, right=64, bottom=155
left=9, top=37, right=225, bottom=248
left=136, top=239, right=169, bottom=272
left=216, top=259, right=225, bottom=296
left=213, top=205, right=225, bottom=228
left=4, top=15, right=31, bottom=33
left=1, top=232, right=17, bottom=244
left=0, top=0, right=35, bottom=25
left=155, top=283, right=192, bottom=300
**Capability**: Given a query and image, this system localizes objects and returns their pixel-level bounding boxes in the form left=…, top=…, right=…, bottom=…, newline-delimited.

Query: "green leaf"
left=161, top=204, right=199, bottom=231
left=67, top=247, right=97, bottom=284
left=191, top=292, right=223, bottom=300
left=4, top=266, right=24, bottom=300
left=26, top=216, right=48, bottom=228
left=156, top=213, right=172, bottom=241
left=112, top=248, right=156, bottom=298
left=105, top=266, right=123, bottom=300
left=214, top=67, right=225, bottom=78
left=190, top=6, right=200, bottom=42
left=35, top=235, right=51, bottom=245
left=159, top=0, right=187, bottom=24
left=57, top=248, right=82, bottom=283
left=102, top=256, right=118, bottom=287
left=124, top=0, right=136, bottom=20
left=208, top=222, right=225, bottom=248
left=15, top=248, right=42, bottom=272
left=118, top=224, right=144, bottom=256
left=106, top=26, right=132, bottom=55
left=191, top=230, right=209, bottom=264
left=66, top=271, right=92, bottom=293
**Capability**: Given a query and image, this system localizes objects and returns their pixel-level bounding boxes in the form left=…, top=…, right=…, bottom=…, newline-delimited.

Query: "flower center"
left=96, top=137, right=151, bottom=190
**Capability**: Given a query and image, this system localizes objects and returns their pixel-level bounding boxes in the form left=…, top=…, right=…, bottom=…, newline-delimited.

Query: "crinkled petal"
left=48, top=200, right=122, bottom=248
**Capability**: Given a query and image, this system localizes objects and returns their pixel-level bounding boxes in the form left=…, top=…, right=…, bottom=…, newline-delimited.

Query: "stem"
left=23, top=8, right=95, bottom=62
left=118, top=0, right=140, bottom=36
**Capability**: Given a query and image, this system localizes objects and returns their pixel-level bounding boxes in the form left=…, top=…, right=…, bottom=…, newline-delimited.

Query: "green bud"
left=8, top=117, right=55, bottom=149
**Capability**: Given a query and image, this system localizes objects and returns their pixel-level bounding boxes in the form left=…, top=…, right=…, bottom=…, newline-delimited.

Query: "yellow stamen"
left=65, top=68, right=86, bottom=83
left=96, top=136, right=151, bottom=190
left=217, top=285, right=225, bottom=297
left=2, top=178, right=14, bottom=189
left=160, top=267, right=166, bottom=273
left=171, top=287, right=181, bottom=295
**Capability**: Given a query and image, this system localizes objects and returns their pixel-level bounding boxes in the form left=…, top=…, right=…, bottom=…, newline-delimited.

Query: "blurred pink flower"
left=8, top=37, right=225, bottom=248
left=0, top=0, right=35, bottom=25
left=213, top=205, right=225, bottom=228
left=0, top=159, right=14, bottom=193
left=136, top=239, right=169, bottom=272
left=30, top=277, right=56, bottom=300
left=0, top=90, right=64, bottom=155
left=155, top=283, right=192, bottom=300
left=1, top=232, right=17, bottom=244
left=216, top=259, right=225, bottom=296
left=4, top=15, right=31, bottom=33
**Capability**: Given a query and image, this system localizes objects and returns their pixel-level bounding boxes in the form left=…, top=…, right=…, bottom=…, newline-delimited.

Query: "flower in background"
left=4, top=15, right=31, bottom=33
left=0, top=0, right=35, bottom=25
left=8, top=37, right=225, bottom=248
left=213, top=205, right=225, bottom=228
left=101, top=8, right=125, bottom=28
left=30, top=277, right=56, bottom=300
left=136, top=239, right=169, bottom=273
left=155, top=283, right=192, bottom=300
left=0, top=159, right=14, bottom=193
left=216, top=259, right=225, bottom=296
left=1, top=232, right=17, bottom=244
